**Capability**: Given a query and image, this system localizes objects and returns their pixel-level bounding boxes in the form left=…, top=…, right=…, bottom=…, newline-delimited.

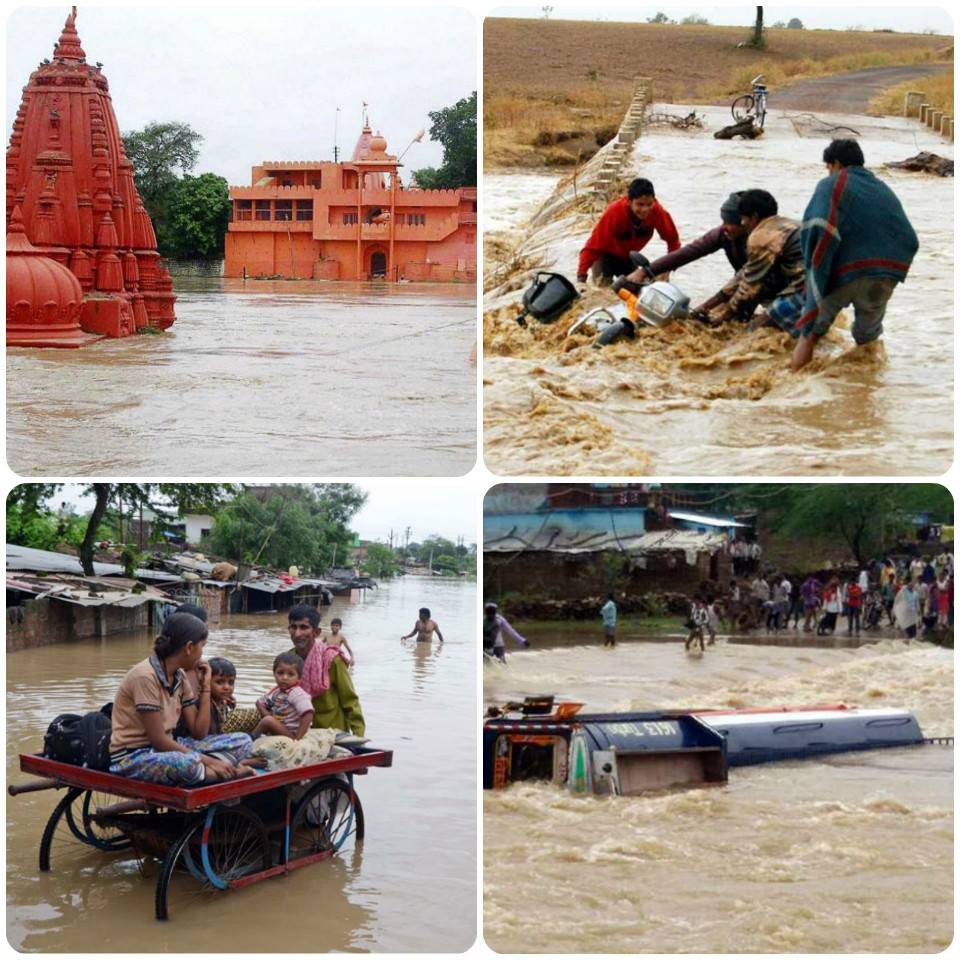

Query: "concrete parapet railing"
left=908, top=96, right=952, bottom=140
left=904, top=91, right=925, bottom=118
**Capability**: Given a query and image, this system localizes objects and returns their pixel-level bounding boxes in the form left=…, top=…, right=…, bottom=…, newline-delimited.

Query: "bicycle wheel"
left=79, top=790, right=135, bottom=851
left=731, top=94, right=755, bottom=123
left=288, top=778, right=363, bottom=864
left=154, top=806, right=270, bottom=921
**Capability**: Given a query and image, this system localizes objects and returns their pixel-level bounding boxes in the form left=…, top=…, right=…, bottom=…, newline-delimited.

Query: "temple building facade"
left=225, top=125, right=476, bottom=282
left=6, top=8, right=175, bottom=347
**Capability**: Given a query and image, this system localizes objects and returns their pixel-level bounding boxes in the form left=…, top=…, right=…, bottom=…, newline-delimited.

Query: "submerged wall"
left=6, top=597, right=153, bottom=651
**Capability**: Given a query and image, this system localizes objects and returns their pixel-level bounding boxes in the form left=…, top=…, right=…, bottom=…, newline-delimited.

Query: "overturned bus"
left=483, top=698, right=930, bottom=796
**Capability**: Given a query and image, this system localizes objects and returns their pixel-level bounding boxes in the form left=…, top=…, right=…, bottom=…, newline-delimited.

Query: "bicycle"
left=731, top=74, right=768, bottom=129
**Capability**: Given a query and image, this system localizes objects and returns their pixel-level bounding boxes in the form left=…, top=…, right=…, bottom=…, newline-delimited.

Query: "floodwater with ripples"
left=483, top=106, right=954, bottom=475
left=7, top=576, right=475, bottom=952
left=7, top=280, right=476, bottom=477
left=483, top=635, right=953, bottom=953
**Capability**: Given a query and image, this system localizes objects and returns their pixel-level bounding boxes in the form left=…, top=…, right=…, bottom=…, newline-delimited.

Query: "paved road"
left=771, top=64, right=949, bottom=114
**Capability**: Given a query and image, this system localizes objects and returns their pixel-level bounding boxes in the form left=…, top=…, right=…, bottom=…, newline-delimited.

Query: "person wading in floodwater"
left=600, top=593, right=618, bottom=647
left=576, top=177, right=680, bottom=287
left=483, top=603, right=529, bottom=663
left=791, top=139, right=919, bottom=371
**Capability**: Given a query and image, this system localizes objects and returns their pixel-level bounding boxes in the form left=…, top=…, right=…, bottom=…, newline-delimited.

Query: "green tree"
left=681, top=13, right=709, bottom=24
left=122, top=121, right=233, bottom=259
left=787, top=17, right=804, bottom=29
left=412, top=92, right=476, bottom=189
left=646, top=12, right=674, bottom=23
left=209, top=485, right=366, bottom=574
left=7, top=484, right=236, bottom=575
left=123, top=121, right=202, bottom=208
left=361, top=543, right=402, bottom=579
left=164, top=173, right=231, bottom=259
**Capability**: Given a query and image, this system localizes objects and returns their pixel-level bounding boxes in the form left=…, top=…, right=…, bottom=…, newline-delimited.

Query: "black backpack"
left=43, top=704, right=113, bottom=771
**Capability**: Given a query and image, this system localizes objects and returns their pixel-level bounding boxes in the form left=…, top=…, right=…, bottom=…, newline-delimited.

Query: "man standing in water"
left=600, top=593, right=618, bottom=647
left=287, top=605, right=364, bottom=736
left=791, top=139, right=919, bottom=371
left=401, top=607, right=444, bottom=644
left=576, top=177, right=680, bottom=286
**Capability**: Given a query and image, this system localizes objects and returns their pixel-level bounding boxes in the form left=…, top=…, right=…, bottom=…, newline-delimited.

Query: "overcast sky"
left=44, top=482, right=476, bottom=546
left=7, top=4, right=477, bottom=186
left=490, top=4, right=953, bottom=33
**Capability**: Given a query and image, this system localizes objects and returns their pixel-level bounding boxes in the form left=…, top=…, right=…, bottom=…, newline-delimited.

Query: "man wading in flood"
left=694, top=189, right=805, bottom=328
left=790, top=139, right=919, bottom=371
left=622, top=191, right=748, bottom=290
left=576, top=178, right=680, bottom=287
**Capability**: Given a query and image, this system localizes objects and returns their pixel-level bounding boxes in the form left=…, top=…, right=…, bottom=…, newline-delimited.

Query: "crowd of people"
left=576, top=139, right=919, bottom=371
left=725, top=551, right=954, bottom=640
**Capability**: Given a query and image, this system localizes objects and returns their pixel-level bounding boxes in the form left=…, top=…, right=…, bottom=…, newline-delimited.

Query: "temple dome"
left=369, top=132, right=388, bottom=153
left=7, top=205, right=86, bottom=347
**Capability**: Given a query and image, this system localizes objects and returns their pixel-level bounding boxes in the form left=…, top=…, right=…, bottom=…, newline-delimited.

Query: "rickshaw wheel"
left=288, top=777, right=364, bottom=863
left=39, top=787, right=84, bottom=870
left=77, top=790, right=135, bottom=850
left=155, top=806, right=270, bottom=920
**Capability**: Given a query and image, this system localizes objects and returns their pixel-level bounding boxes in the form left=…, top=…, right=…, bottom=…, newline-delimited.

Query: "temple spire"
left=53, top=6, right=86, bottom=62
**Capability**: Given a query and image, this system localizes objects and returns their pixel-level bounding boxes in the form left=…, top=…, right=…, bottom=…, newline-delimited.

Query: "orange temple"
left=6, top=7, right=175, bottom=346
left=225, top=123, right=477, bottom=282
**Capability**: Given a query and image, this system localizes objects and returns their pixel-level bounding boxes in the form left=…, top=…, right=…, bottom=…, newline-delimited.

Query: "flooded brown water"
left=483, top=108, right=954, bottom=475
left=7, top=279, right=476, bottom=477
left=483, top=636, right=953, bottom=953
left=7, top=576, right=475, bottom=952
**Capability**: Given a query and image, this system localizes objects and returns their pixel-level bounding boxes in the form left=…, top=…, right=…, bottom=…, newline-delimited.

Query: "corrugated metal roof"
left=484, top=526, right=726, bottom=555
left=6, top=544, right=182, bottom=582
left=7, top=572, right=174, bottom=609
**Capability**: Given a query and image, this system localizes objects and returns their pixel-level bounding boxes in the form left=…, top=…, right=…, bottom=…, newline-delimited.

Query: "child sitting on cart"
left=109, top=613, right=256, bottom=785
left=252, top=653, right=314, bottom=740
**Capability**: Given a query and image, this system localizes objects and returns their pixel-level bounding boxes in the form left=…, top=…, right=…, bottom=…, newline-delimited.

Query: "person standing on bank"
left=576, top=178, right=680, bottom=286
left=600, top=593, right=618, bottom=647
left=791, top=139, right=919, bottom=371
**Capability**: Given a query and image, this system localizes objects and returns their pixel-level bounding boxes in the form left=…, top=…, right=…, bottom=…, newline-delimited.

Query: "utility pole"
left=333, top=105, right=341, bottom=163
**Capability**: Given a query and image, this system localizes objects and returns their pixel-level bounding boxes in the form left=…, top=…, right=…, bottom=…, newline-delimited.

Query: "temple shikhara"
left=225, top=121, right=477, bottom=282
left=6, top=8, right=175, bottom=348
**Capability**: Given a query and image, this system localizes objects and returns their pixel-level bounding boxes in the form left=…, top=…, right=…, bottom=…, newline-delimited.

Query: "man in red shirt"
left=845, top=580, right=863, bottom=636
left=576, top=177, right=680, bottom=285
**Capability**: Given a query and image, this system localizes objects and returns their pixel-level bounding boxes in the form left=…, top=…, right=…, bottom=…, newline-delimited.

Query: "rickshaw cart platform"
left=14, top=747, right=393, bottom=919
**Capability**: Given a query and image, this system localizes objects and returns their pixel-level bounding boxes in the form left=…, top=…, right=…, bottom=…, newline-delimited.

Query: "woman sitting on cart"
left=108, top=613, right=256, bottom=785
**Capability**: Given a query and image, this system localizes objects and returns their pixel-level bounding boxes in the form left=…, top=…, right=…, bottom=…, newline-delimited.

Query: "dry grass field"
left=869, top=68, right=954, bottom=115
left=484, top=17, right=952, bottom=168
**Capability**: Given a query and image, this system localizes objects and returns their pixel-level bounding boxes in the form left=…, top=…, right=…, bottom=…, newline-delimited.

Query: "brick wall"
left=6, top=598, right=154, bottom=652
left=484, top=550, right=730, bottom=602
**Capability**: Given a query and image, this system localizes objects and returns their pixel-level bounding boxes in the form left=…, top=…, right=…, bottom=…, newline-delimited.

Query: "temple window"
left=310, top=176, right=322, bottom=189
left=342, top=213, right=358, bottom=225
left=275, top=200, right=293, bottom=221
left=281, top=178, right=293, bottom=187
left=235, top=200, right=252, bottom=221
left=295, top=201, right=313, bottom=221
left=254, top=200, right=270, bottom=221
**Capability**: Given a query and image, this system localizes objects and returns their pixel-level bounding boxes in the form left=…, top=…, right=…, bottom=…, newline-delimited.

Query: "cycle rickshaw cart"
left=11, top=746, right=393, bottom=920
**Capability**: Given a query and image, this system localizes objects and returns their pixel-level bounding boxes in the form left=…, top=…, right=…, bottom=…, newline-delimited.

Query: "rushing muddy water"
left=7, top=279, right=476, bottom=477
left=483, top=636, right=953, bottom=953
left=483, top=106, right=954, bottom=475
left=7, top=576, right=475, bottom=952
